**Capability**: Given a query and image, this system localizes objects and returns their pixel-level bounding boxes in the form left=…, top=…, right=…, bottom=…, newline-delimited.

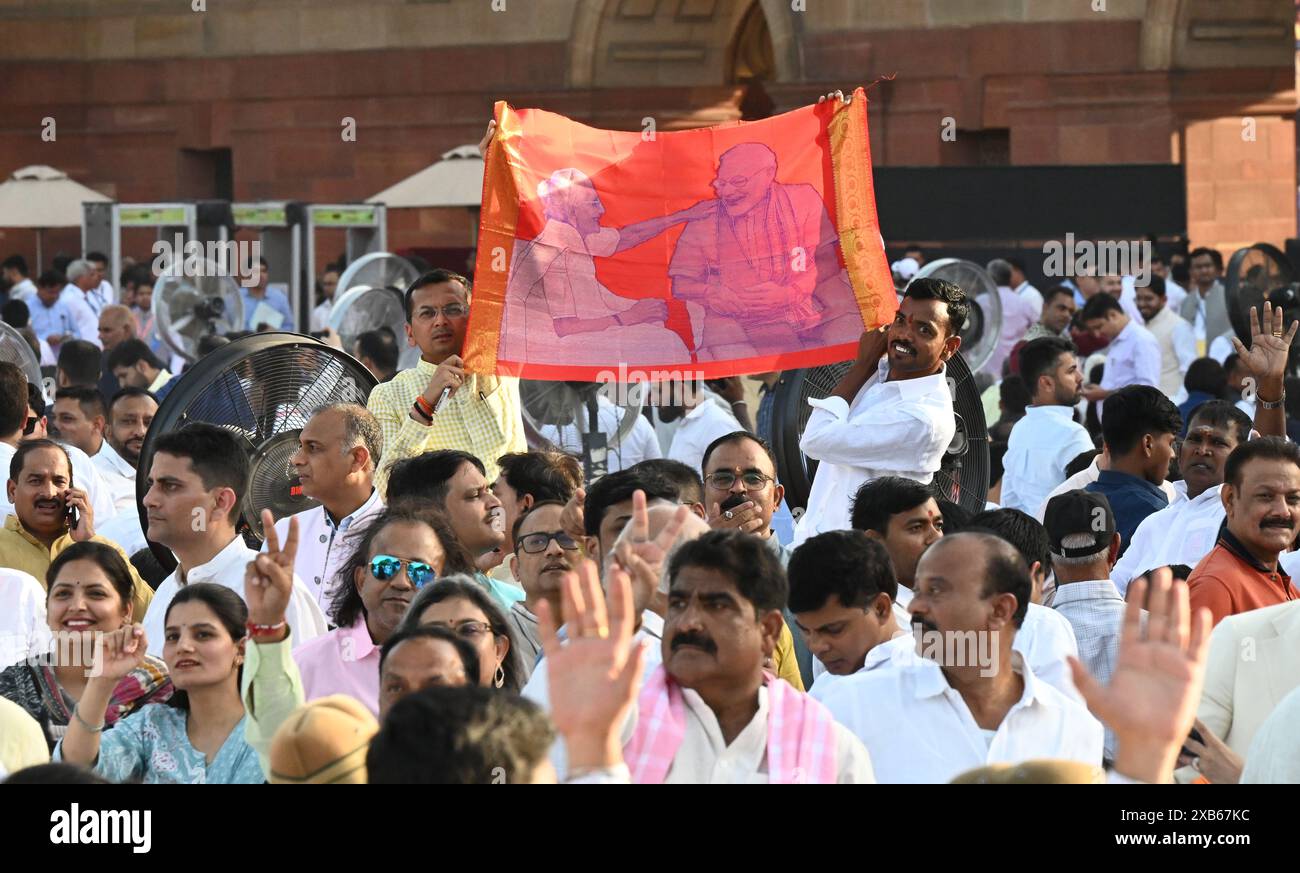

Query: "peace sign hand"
left=612, top=489, right=688, bottom=586
left=244, top=509, right=297, bottom=636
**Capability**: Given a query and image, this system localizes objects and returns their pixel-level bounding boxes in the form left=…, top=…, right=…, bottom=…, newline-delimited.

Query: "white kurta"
left=90, top=439, right=137, bottom=513
left=818, top=653, right=1103, bottom=784
left=0, top=568, right=51, bottom=669
left=1000, top=405, right=1095, bottom=516
left=662, top=685, right=876, bottom=784
left=794, top=358, right=954, bottom=546
left=666, top=398, right=743, bottom=474
left=1110, top=484, right=1225, bottom=594
left=1241, top=684, right=1300, bottom=783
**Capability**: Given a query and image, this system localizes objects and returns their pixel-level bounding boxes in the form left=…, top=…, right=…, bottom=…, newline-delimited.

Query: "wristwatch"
left=1260, top=390, right=1286, bottom=410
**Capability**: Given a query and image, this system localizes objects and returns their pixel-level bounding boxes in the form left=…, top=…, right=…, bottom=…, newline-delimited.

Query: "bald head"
left=98, top=305, right=137, bottom=351
left=913, top=532, right=1031, bottom=634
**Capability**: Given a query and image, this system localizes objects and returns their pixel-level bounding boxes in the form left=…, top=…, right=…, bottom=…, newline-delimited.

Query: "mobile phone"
left=1179, top=727, right=1204, bottom=759
left=65, top=502, right=79, bottom=531
left=720, top=493, right=748, bottom=513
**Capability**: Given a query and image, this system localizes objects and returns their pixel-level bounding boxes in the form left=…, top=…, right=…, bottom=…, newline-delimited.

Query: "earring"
left=494, top=665, right=505, bottom=688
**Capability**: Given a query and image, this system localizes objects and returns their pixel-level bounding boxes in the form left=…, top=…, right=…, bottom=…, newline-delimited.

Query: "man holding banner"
left=792, top=278, right=966, bottom=546
left=466, top=88, right=896, bottom=381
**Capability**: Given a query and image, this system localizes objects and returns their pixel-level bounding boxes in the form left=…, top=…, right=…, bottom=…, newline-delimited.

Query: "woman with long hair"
left=56, top=582, right=263, bottom=783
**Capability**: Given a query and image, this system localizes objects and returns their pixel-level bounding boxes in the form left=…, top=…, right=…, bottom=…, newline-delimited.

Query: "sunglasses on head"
left=369, top=554, right=436, bottom=588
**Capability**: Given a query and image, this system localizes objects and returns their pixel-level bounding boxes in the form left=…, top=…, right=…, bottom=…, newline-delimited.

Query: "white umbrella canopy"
left=367, top=145, right=484, bottom=208
left=0, top=164, right=111, bottom=227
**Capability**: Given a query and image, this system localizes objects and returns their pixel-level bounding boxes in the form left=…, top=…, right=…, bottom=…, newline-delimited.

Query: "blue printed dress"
left=55, top=704, right=264, bottom=784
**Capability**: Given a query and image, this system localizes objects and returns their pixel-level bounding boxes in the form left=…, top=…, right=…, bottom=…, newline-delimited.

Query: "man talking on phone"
left=0, top=438, right=153, bottom=617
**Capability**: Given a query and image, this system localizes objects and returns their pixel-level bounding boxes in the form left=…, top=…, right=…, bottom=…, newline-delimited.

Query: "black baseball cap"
left=1043, top=490, right=1115, bottom=559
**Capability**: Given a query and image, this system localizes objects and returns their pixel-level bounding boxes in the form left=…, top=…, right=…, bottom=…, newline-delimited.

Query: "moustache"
left=911, top=617, right=940, bottom=637
left=1260, top=517, right=1295, bottom=530
left=670, top=631, right=716, bottom=655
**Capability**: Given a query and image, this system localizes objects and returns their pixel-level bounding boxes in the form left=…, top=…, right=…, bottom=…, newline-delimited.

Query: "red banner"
left=466, top=87, right=895, bottom=381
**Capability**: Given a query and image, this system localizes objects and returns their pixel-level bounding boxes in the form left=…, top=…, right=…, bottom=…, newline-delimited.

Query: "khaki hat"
left=950, top=760, right=1107, bottom=785
left=269, top=695, right=379, bottom=784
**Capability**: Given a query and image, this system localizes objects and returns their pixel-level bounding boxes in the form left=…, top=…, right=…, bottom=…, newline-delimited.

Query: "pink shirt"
left=292, top=617, right=381, bottom=716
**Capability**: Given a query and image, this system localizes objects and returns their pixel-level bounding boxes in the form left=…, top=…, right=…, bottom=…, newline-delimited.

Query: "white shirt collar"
left=1025, top=404, right=1076, bottom=421
left=639, top=610, right=664, bottom=640
left=94, top=438, right=135, bottom=478
left=179, top=534, right=254, bottom=585
left=873, top=357, right=950, bottom=401
left=326, top=488, right=383, bottom=532
left=1188, top=483, right=1223, bottom=506
left=911, top=650, right=1053, bottom=710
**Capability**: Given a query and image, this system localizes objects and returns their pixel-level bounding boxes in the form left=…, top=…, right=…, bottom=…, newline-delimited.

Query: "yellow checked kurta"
left=0, top=515, right=154, bottom=620
left=366, top=358, right=527, bottom=498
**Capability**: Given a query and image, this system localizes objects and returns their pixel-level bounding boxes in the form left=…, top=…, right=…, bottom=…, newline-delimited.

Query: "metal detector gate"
left=82, top=201, right=232, bottom=295
left=231, top=202, right=306, bottom=330
left=304, top=203, right=387, bottom=318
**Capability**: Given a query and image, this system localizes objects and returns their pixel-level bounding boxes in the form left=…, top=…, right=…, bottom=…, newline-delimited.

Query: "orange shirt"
left=1187, top=532, right=1299, bottom=627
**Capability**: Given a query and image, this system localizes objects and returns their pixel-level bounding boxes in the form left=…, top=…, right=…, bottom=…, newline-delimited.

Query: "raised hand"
left=244, top=509, right=297, bottom=636
left=478, top=119, right=497, bottom=159
left=1230, top=300, right=1298, bottom=386
left=537, top=558, right=644, bottom=771
left=817, top=90, right=852, bottom=105
left=560, top=487, right=587, bottom=541
left=855, top=325, right=890, bottom=368
left=91, top=624, right=148, bottom=684
left=1068, top=568, right=1212, bottom=783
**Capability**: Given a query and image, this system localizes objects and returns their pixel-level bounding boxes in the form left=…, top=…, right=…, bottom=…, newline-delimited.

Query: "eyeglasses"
left=428, top=620, right=496, bottom=640
left=22, top=416, right=38, bottom=436
left=369, top=554, right=436, bottom=588
left=417, top=303, right=469, bottom=320
left=515, top=530, right=579, bottom=554
left=705, top=471, right=775, bottom=491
